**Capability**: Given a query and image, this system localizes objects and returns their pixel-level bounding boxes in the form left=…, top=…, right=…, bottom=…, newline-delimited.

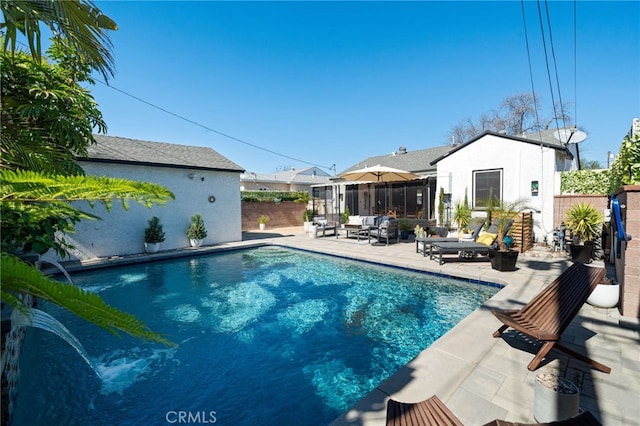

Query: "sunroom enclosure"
left=312, top=178, right=437, bottom=224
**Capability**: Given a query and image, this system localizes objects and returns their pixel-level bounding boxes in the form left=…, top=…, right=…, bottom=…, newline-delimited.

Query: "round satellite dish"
left=554, top=127, right=587, bottom=143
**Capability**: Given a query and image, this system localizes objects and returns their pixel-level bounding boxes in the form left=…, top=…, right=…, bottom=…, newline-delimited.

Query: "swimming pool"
left=13, top=246, right=499, bottom=425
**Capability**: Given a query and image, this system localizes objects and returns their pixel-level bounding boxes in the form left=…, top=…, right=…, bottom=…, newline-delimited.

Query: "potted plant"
left=564, top=202, right=603, bottom=263
left=398, top=218, right=412, bottom=240
left=533, top=372, right=580, bottom=422
left=258, top=214, right=270, bottom=230
left=340, top=206, right=351, bottom=226
left=302, top=209, right=315, bottom=232
left=453, top=199, right=471, bottom=235
left=488, top=198, right=529, bottom=271
left=438, top=188, right=445, bottom=226
left=144, top=216, right=165, bottom=253
left=587, top=276, right=620, bottom=308
left=414, top=224, right=427, bottom=239
left=187, top=214, right=207, bottom=247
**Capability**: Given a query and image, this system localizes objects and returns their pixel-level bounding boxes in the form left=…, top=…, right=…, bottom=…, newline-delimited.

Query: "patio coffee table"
left=337, top=224, right=370, bottom=241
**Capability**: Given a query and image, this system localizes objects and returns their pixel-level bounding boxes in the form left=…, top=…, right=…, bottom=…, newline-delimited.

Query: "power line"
left=520, top=0, right=543, bottom=142
left=94, top=79, right=335, bottom=171
left=543, top=0, right=568, bottom=129
left=573, top=0, right=578, bottom=127
left=11, top=38, right=336, bottom=172
left=535, top=0, right=561, bottom=133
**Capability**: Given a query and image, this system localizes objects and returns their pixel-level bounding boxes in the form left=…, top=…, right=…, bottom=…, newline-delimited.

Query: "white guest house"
left=67, top=135, right=245, bottom=260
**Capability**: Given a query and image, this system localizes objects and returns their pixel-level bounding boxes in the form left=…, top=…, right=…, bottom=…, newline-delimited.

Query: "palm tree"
left=1, top=4, right=167, bottom=422
left=1, top=0, right=117, bottom=81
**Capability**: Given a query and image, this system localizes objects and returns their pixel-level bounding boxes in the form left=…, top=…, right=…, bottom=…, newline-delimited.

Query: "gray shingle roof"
left=340, top=145, right=452, bottom=176
left=241, top=166, right=332, bottom=185
left=82, top=135, right=244, bottom=172
left=430, top=130, right=574, bottom=165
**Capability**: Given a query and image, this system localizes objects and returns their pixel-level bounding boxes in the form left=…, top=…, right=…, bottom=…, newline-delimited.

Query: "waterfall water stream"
left=1, top=255, right=102, bottom=425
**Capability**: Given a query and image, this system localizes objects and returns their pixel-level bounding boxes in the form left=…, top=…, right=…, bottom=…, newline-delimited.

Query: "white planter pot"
left=587, top=283, right=620, bottom=308
left=189, top=238, right=203, bottom=248
left=533, top=373, right=580, bottom=422
left=144, top=242, right=161, bottom=253
left=259, top=223, right=266, bottom=231
left=308, top=225, right=317, bottom=238
left=303, top=221, right=312, bottom=232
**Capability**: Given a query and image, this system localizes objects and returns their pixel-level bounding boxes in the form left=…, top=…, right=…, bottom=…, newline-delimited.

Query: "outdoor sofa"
left=338, top=215, right=381, bottom=240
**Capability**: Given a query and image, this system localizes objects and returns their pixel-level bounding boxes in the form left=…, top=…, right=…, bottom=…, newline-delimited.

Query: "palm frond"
left=0, top=169, right=175, bottom=207
left=1, top=0, right=117, bottom=81
left=1, top=253, right=175, bottom=347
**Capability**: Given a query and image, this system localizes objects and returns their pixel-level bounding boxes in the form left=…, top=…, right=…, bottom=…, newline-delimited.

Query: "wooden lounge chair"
left=386, top=395, right=463, bottom=426
left=484, top=410, right=601, bottom=426
left=492, top=262, right=610, bottom=373
left=387, top=395, right=601, bottom=426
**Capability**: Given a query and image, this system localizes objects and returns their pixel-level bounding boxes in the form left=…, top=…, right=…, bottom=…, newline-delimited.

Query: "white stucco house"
left=430, top=129, right=580, bottom=241
left=317, top=129, right=580, bottom=244
left=67, top=135, right=244, bottom=260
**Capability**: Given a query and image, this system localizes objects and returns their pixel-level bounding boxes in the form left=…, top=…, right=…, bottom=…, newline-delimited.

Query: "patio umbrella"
left=339, top=165, right=418, bottom=182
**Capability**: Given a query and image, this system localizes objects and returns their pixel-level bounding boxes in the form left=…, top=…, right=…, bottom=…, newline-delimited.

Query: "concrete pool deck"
left=243, top=228, right=640, bottom=425
left=65, top=227, right=640, bottom=425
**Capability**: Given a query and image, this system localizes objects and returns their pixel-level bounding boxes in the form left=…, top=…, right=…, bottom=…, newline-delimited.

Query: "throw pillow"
left=348, top=215, right=362, bottom=225
left=476, top=232, right=497, bottom=246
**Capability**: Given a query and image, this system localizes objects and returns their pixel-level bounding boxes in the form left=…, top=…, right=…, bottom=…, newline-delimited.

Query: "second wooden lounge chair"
left=386, top=395, right=601, bottom=426
left=386, top=395, right=463, bottom=426
left=492, top=262, right=611, bottom=373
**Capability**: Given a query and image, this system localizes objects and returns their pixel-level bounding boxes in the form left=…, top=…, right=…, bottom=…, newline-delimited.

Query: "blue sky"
left=90, top=1, right=639, bottom=174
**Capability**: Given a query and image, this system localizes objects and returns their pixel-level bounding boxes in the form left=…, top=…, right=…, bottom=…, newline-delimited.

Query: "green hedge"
left=561, top=169, right=611, bottom=195
left=241, top=191, right=309, bottom=203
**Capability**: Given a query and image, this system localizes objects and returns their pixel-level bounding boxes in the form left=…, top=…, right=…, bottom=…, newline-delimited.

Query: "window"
left=473, top=169, right=502, bottom=207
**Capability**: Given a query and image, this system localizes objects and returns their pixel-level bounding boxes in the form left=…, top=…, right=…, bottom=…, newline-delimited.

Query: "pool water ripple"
left=13, top=246, right=498, bottom=425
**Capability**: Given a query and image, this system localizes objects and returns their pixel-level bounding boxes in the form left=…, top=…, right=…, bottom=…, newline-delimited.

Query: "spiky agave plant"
left=564, top=202, right=603, bottom=244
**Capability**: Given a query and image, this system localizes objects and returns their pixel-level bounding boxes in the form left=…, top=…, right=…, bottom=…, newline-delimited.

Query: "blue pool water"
left=13, top=247, right=499, bottom=425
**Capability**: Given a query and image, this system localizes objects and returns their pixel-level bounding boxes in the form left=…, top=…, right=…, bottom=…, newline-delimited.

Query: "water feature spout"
left=36, top=255, right=75, bottom=285
left=10, top=306, right=102, bottom=379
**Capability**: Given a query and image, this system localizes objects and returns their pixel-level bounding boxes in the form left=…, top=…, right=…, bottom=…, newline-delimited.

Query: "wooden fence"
left=512, top=211, right=534, bottom=253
